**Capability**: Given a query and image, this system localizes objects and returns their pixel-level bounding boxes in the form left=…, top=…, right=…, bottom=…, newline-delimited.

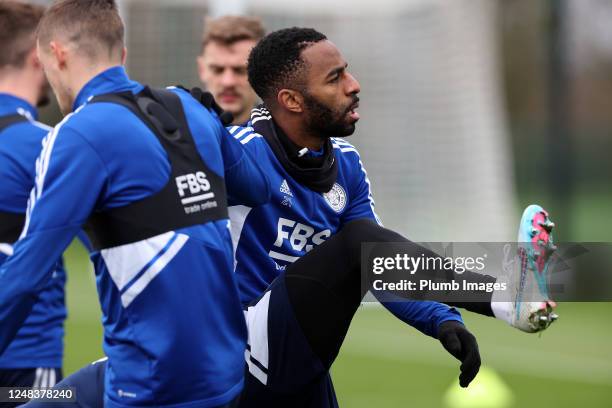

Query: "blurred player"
left=0, top=0, right=271, bottom=407
left=0, top=1, right=65, bottom=395
left=197, top=15, right=264, bottom=125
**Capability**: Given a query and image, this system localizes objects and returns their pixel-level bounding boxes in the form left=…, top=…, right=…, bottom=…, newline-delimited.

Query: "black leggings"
left=284, top=219, right=495, bottom=368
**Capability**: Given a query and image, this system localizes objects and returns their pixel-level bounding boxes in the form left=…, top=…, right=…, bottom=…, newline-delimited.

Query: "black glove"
left=437, top=320, right=481, bottom=387
left=176, top=85, right=234, bottom=126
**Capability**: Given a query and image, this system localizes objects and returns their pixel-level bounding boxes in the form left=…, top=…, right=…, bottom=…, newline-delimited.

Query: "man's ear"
left=277, top=89, right=303, bottom=114
left=121, top=47, right=128, bottom=65
left=49, top=41, right=68, bottom=70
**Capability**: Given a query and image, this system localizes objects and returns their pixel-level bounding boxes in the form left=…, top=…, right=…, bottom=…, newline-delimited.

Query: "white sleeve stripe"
left=251, top=115, right=272, bottom=124
left=332, top=142, right=382, bottom=224
left=21, top=104, right=86, bottom=238
left=33, top=368, right=42, bottom=388
left=30, top=122, right=53, bottom=132
left=240, top=133, right=263, bottom=145
left=36, top=106, right=84, bottom=198
left=331, top=137, right=355, bottom=148
left=37, top=127, right=59, bottom=198
left=358, top=158, right=382, bottom=226
left=232, top=127, right=254, bottom=140
left=21, top=127, right=59, bottom=238
left=14, top=109, right=52, bottom=131
left=40, top=368, right=48, bottom=388
left=332, top=144, right=359, bottom=154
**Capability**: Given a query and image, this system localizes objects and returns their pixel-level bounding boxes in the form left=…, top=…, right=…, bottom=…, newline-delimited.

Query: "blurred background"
left=29, top=0, right=612, bottom=406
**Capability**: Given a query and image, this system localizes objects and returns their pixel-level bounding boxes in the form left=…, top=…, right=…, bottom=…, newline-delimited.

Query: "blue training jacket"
left=228, top=108, right=462, bottom=338
left=0, top=93, right=66, bottom=369
left=0, top=67, right=270, bottom=408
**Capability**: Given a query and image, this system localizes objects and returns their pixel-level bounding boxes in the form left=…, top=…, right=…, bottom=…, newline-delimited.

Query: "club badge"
left=323, top=183, right=347, bottom=213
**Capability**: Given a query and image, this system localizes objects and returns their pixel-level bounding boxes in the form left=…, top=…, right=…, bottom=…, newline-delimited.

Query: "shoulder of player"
left=331, top=137, right=362, bottom=163
left=225, top=124, right=264, bottom=147
left=167, top=87, right=235, bottom=142
left=166, top=86, right=202, bottom=111
left=42, top=104, right=114, bottom=156
left=2, top=116, right=51, bottom=141
left=0, top=119, right=48, bottom=167
left=0, top=119, right=51, bottom=170
left=330, top=138, right=371, bottom=189
left=63, top=97, right=151, bottom=141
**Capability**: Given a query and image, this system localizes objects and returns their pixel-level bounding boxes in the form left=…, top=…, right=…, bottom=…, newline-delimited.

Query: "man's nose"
left=220, top=70, right=238, bottom=87
left=345, top=72, right=361, bottom=95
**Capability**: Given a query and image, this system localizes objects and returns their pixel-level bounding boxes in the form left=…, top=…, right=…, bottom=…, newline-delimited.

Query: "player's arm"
left=175, top=86, right=271, bottom=207
left=0, top=125, right=107, bottom=355
left=219, top=124, right=271, bottom=207
left=380, top=296, right=463, bottom=336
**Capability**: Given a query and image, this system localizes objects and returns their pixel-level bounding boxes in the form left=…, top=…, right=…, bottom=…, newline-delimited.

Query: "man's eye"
left=329, top=75, right=340, bottom=83
left=211, top=67, right=224, bottom=75
left=234, top=67, right=247, bottom=76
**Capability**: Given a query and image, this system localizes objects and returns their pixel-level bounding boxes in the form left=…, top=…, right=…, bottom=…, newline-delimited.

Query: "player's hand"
left=177, top=86, right=234, bottom=125
left=437, top=320, right=481, bottom=387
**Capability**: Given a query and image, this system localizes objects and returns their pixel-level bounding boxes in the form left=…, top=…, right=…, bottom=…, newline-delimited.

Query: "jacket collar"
left=73, top=66, right=144, bottom=111
left=250, top=104, right=338, bottom=193
left=0, top=93, right=37, bottom=120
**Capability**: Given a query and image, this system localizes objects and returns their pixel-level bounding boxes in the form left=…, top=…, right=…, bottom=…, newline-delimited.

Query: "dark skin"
left=270, top=40, right=361, bottom=150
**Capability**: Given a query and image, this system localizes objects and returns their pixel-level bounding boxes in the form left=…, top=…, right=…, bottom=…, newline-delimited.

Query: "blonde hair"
left=37, top=0, right=124, bottom=62
left=201, top=15, right=265, bottom=53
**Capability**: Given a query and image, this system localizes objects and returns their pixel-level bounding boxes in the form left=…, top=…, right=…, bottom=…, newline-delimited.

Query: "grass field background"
left=61, top=192, right=612, bottom=407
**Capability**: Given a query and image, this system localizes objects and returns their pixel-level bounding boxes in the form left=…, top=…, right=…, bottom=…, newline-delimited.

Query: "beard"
left=302, top=91, right=359, bottom=139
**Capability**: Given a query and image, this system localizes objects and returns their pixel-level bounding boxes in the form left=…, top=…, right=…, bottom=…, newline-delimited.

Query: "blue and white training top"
left=0, top=94, right=66, bottom=369
left=0, top=67, right=270, bottom=408
left=228, top=108, right=462, bottom=338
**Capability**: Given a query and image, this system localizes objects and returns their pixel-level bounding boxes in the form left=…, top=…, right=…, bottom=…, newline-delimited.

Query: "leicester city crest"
left=323, top=183, right=347, bottom=213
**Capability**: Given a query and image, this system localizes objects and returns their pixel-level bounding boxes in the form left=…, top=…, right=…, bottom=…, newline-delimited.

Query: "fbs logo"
left=175, top=171, right=215, bottom=206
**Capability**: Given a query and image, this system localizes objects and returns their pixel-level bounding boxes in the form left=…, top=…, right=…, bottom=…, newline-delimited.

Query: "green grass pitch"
left=62, top=241, right=611, bottom=407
